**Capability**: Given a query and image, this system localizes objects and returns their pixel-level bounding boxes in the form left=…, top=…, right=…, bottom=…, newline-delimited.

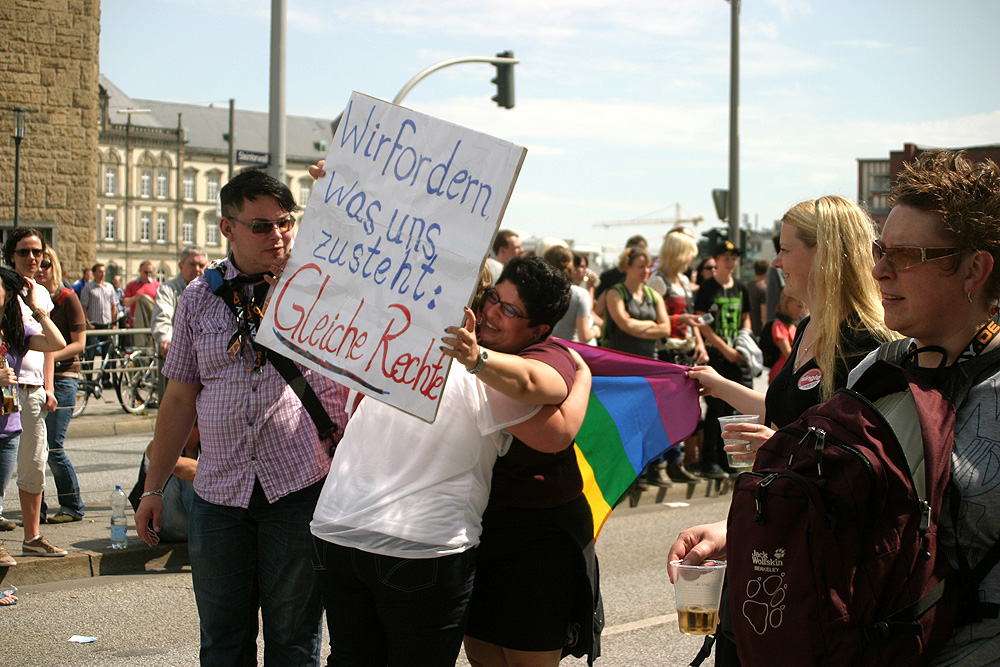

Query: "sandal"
left=0, top=593, right=17, bottom=606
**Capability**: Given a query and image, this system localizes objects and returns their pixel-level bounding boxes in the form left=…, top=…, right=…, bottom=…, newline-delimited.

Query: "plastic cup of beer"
left=670, top=559, right=727, bottom=635
left=719, top=414, right=760, bottom=470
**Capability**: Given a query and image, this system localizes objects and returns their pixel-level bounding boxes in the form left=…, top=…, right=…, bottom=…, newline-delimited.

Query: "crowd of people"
left=0, top=149, right=998, bottom=667
left=0, top=236, right=208, bottom=565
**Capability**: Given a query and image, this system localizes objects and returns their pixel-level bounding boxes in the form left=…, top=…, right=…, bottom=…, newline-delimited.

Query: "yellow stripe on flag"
left=574, top=443, right=613, bottom=539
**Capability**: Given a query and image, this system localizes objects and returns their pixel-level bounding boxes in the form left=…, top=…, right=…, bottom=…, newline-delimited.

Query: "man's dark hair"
left=754, top=259, right=770, bottom=276
left=497, top=255, right=571, bottom=338
left=220, top=168, right=297, bottom=219
left=3, top=227, right=47, bottom=267
left=91, top=262, right=105, bottom=273
left=492, top=229, right=519, bottom=256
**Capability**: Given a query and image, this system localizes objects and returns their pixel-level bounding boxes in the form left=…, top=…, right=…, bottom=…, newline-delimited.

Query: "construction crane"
left=592, top=203, right=703, bottom=229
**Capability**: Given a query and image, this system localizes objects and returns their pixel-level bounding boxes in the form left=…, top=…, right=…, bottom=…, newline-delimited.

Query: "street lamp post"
left=118, top=108, right=151, bottom=275
left=728, top=0, right=741, bottom=249
left=11, top=108, right=26, bottom=229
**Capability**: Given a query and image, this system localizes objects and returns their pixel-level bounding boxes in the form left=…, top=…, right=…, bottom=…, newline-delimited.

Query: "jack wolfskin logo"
left=751, top=549, right=784, bottom=568
left=743, top=573, right=787, bottom=635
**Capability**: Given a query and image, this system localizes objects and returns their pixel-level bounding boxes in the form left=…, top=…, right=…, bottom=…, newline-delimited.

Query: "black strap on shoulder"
left=210, top=269, right=339, bottom=454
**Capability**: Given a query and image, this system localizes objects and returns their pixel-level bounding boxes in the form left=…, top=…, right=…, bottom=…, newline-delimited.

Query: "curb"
left=0, top=541, right=189, bottom=587
left=66, top=413, right=157, bottom=439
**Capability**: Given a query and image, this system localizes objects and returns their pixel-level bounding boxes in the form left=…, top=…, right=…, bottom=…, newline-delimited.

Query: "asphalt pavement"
left=1, top=369, right=761, bottom=592
left=0, top=395, right=169, bottom=590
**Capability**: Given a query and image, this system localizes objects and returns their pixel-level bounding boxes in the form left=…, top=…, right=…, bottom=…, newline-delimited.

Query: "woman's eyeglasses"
left=483, top=287, right=529, bottom=319
left=228, top=215, right=296, bottom=235
left=702, top=264, right=717, bottom=272
left=39, top=260, right=52, bottom=270
left=14, top=248, right=44, bottom=258
left=872, top=239, right=971, bottom=272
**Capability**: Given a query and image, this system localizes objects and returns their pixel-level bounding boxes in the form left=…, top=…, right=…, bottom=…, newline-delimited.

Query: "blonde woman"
left=647, top=230, right=708, bottom=365
left=689, top=195, right=894, bottom=457
left=35, top=248, right=87, bottom=523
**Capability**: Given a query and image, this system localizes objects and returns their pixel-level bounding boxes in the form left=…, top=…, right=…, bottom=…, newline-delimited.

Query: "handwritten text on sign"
left=256, top=92, right=526, bottom=421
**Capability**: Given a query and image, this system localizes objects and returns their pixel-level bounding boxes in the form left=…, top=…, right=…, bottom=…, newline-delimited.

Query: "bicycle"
left=114, top=347, right=159, bottom=415
left=71, top=329, right=159, bottom=417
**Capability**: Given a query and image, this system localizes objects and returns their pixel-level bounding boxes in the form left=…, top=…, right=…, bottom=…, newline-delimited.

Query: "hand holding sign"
left=441, top=307, right=481, bottom=372
left=256, top=92, right=526, bottom=421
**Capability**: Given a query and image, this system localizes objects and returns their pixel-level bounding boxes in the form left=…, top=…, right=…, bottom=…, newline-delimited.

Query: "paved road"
left=4, top=450, right=730, bottom=666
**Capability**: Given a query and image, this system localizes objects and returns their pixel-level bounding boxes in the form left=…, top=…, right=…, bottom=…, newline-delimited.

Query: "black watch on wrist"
left=468, top=348, right=488, bottom=374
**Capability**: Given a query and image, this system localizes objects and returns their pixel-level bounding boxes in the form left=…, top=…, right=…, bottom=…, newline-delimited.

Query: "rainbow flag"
left=561, top=340, right=701, bottom=538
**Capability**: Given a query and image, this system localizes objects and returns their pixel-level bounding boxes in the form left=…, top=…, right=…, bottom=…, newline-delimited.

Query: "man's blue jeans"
left=312, top=539, right=477, bottom=666
left=41, top=377, right=84, bottom=520
left=0, top=432, right=20, bottom=518
left=189, top=480, right=324, bottom=667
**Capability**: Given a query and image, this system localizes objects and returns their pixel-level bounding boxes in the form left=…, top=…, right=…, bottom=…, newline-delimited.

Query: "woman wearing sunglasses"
left=853, top=152, right=1000, bottom=665
left=35, top=248, right=87, bottom=524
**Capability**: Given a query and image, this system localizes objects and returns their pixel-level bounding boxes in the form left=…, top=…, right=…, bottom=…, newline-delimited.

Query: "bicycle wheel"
left=116, top=351, right=158, bottom=415
left=72, top=383, right=90, bottom=418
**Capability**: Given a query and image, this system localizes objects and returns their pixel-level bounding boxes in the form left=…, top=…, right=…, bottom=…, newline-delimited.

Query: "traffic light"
left=491, top=50, right=515, bottom=109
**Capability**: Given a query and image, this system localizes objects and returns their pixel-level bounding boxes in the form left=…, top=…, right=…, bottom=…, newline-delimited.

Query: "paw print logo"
left=742, top=573, right=786, bottom=635
left=774, top=548, right=785, bottom=559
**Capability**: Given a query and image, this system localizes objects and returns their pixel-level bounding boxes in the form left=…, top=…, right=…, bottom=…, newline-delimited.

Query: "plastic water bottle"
left=110, top=484, right=128, bottom=549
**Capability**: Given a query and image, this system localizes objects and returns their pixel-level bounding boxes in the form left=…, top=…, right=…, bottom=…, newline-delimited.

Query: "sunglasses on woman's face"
left=39, top=260, right=52, bottom=270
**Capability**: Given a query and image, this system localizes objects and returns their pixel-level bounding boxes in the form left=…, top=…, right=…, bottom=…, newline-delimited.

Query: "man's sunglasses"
left=14, top=248, right=44, bottom=258
left=872, top=239, right=972, bottom=272
left=228, top=215, right=295, bottom=235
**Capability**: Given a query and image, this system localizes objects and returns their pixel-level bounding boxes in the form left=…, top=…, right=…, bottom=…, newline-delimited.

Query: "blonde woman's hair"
left=42, top=247, right=63, bottom=296
left=781, top=195, right=893, bottom=400
left=658, top=230, right=699, bottom=279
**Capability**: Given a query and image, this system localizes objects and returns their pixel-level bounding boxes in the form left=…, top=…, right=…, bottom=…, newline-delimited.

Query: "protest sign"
left=255, top=92, right=526, bottom=422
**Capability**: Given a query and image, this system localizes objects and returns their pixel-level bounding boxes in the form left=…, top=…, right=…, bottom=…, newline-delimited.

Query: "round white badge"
left=797, top=368, right=823, bottom=391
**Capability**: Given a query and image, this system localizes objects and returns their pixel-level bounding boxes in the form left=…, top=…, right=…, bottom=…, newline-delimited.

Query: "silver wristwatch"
left=468, top=348, right=488, bottom=374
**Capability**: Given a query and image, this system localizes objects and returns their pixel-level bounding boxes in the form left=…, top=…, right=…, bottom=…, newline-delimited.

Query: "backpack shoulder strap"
left=876, top=337, right=914, bottom=364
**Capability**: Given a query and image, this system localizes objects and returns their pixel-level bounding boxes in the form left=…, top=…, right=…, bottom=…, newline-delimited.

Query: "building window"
left=140, top=170, right=152, bottom=198
left=104, top=167, right=117, bottom=196
left=139, top=212, right=151, bottom=242
left=206, top=217, right=220, bottom=246
left=103, top=210, right=117, bottom=241
left=206, top=174, right=221, bottom=203
left=156, top=172, right=168, bottom=199
left=182, top=211, right=196, bottom=244
left=156, top=213, right=168, bottom=243
left=183, top=172, right=195, bottom=201
left=300, top=185, right=311, bottom=206
left=155, top=265, right=169, bottom=283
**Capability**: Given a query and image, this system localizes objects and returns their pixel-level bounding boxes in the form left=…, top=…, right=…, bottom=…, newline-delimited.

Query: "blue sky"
left=100, top=0, right=1000, bottom=250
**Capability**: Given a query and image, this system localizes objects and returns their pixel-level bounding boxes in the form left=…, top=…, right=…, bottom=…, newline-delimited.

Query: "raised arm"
left=442, top=307, right=569, bottom=405
left=508, top=348, right=592, bottom=453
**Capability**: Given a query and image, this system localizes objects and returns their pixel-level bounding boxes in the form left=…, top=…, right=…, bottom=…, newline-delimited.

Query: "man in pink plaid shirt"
left=135, top=170, right=348, bottom=667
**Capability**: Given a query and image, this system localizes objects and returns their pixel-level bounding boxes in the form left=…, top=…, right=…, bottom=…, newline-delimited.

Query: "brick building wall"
left=0, top=0, right=100, bottom=278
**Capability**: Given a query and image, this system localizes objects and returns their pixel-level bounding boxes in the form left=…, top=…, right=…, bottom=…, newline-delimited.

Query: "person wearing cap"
left=691, top=240, right=752, bottom=479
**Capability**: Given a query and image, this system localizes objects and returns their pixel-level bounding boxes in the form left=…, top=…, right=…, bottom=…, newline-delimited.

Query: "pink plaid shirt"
left=164, top=257, right=349, bottom=508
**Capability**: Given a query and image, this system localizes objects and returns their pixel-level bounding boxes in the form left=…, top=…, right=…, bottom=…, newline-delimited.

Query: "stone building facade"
left=97, top=76, right=333, bottom=284
left=0, top=0, right=100, bottom=277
